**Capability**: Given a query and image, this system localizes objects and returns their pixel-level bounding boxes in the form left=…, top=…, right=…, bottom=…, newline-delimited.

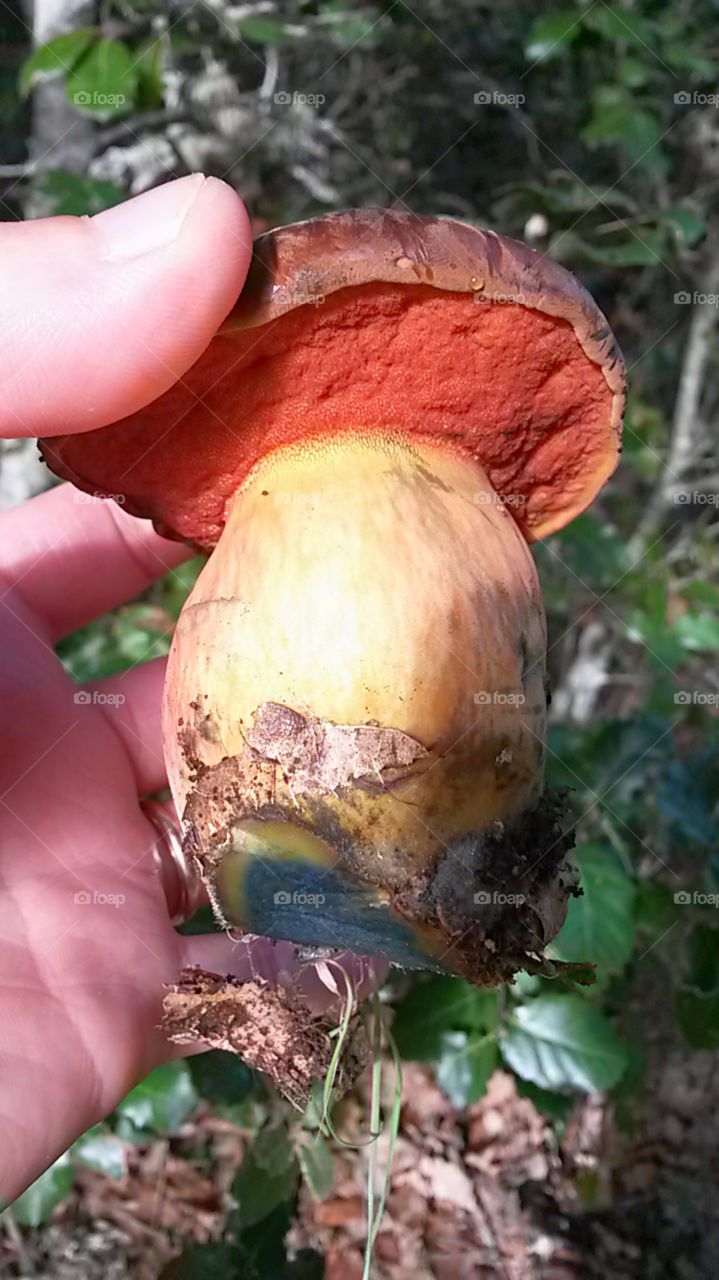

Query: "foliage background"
left=1, top=1, right=718, bottom=1276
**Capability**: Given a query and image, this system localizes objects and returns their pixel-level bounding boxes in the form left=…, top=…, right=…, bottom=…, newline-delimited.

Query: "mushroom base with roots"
left=164, top=433, right=577, bottom=984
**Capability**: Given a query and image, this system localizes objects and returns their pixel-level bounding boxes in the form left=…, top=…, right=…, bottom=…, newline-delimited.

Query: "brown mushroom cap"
left=40, top=209, right=625, bottom=547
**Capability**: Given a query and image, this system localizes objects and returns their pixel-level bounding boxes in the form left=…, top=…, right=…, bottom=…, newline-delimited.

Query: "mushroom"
left=41, top=210, right=625, bottom=986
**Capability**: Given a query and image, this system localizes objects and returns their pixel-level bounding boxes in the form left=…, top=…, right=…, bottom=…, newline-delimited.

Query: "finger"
left=0, top=174, right=252, bottom=438
left=82, top=658, right=169, bottom=795
left=0, top=484, right=195, bottom=641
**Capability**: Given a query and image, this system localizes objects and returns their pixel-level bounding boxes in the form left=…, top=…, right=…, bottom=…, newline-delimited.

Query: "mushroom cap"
left=40, top=209, right=625, bottom=546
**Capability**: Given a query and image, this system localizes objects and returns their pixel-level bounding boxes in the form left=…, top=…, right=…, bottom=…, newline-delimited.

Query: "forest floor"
left=2, top=958, right=717, bottom=1280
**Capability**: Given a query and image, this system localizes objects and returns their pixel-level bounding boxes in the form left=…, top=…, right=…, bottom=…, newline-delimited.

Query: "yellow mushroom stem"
left=164, top=433, right=548, bottom=936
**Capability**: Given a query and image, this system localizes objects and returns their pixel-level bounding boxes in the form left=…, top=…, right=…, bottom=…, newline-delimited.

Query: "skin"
left=0, top=177, right=382, bottom=1205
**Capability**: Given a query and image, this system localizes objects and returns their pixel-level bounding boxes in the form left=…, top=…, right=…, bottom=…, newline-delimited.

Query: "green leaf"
left=297, top=1136, right=335, bottom=1201
left=187, top=1050, right=256, bottom=1106
left=10, top=1153, right=74, bottom=1226
left=515, top=1079, right=573, bottom=1123
left=584, top=6, right=656, bottom=50
left=551, top=845, right=636, bottom=973
left=161, top=1243, right=241, bottom=1278
left=675, top=926, right=719, bottom=1048
left=392, top=975, right=498, bottom=1060
left=617, top=56, right=650, bottom=89
left=663, top=42, right=716, bottom=77
left=33, top=170, right=124, bottom=216
left=231, top=1129, right=299, bottom=1229
left=502, top=995, right=628, bottom=1092
left=134, top=37, right=165, bottom=109
left=635, top=882, right=679, bottom=935
left=591, top=236, right=665, bottom=266
left=239, top=18, right=288, bottom=44
left=19, top=28, right=97, bottom=97
left=525, top=12, right=581, bottom=62
left=67, top=38, right=138, bottom=118
left=72, top=1127, right=127, bottom=1178
left=435, top=1031, right=498, bottom=1106
left=114, top=1062, right=197, bottom=1138
left=672, top=611, right=719, bottom=653
left=664, top=205, right=706, bottom=248
left=582, top=87, right=666, bottom=169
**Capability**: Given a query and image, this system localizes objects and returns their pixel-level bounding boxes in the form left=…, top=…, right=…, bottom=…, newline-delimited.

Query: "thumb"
left=0, top=174, right=252, bottom=438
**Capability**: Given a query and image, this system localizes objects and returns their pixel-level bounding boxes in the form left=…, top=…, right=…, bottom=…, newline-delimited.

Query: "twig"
left=637, top=244, right=719, bottom=538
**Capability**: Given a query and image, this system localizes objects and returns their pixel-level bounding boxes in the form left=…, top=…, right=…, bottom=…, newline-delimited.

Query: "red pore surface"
left=42, top=282, right=613, bottom=547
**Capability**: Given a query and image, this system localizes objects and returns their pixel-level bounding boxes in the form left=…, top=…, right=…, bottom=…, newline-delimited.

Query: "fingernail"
left=91, top=174, right=207, bottom=263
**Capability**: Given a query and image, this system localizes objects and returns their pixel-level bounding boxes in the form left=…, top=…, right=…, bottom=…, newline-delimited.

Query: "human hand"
left=0, top=177, right=382, bottom=1204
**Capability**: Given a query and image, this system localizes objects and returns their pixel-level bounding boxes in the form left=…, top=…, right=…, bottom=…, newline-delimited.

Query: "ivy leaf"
left=501, top=995, right=628, bottom=1092
left=551, top=845, right=636, bottom=973
left=19, top=28, right=97, bottom=97
left=435, top=1032, right=498, bottom=1106
left=392, top=975, right=499, bottom=1060
left=114, top=1062, right=197, bottom=1139
left=10, top=1153, right=74, bottom=1226
left=67, top=38, right=138, bottom=119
